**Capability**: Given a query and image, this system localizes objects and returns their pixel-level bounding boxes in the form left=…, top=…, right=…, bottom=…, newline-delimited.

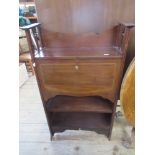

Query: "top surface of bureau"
left=35, top=46, right=122, bottom=59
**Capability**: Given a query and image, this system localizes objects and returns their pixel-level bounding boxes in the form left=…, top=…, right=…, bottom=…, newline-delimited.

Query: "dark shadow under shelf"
left=46, top=95, right=113, bottom=113
left=51, top=112, right=111, bottom=133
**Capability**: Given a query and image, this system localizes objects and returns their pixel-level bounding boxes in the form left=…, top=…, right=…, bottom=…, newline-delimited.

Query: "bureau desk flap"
left=35, top=58, right=122, bottom=103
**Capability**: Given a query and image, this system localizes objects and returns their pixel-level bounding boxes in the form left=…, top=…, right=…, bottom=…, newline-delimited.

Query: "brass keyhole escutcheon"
left=75, top=65, right=79, bottom=70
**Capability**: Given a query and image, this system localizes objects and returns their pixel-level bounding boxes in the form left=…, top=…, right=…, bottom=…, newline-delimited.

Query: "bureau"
left=21, top=23, right=134, bottom=140
left=20, top=0, right=134, bottom=140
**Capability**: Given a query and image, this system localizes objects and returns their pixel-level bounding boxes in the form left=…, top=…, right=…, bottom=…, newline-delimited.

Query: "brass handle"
left=75, top=65, right=79, bottom=70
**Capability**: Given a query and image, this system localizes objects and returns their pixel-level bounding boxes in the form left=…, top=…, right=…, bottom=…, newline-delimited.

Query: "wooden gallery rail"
left=20, top=22, right=134, bottom=140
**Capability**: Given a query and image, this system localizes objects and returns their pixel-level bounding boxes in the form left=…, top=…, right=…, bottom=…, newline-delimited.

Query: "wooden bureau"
left=35, top=47, right=122, bottom=103
left=21, top=23, right=134, bottom=140
left=20, top=0, right=134, bottom=140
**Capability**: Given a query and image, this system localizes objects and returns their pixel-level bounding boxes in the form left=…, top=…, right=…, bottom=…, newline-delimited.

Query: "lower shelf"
left=46, top=95, right=113, bottom=113
left=51, top=112, right=111, bottom=136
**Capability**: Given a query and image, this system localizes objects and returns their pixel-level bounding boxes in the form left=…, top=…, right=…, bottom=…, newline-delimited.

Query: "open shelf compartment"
left=46, top=95, right=113, bottom=113
left=51, top=112, right=111, bottom=135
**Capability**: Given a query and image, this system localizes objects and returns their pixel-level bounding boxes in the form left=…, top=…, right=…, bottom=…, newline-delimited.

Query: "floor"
left=19, top=75, right=135, bottom=155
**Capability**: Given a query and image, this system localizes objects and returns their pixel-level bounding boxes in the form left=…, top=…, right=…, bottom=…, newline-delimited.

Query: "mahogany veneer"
left=35, top=47, right=122, bottom=58
left=20, top=0, right=134, bottom=140
left=46, top=96, right=112, bottom=113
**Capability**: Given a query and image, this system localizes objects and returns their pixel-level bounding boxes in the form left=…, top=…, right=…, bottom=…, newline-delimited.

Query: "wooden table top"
left=35, top=46, right=122, bottom=59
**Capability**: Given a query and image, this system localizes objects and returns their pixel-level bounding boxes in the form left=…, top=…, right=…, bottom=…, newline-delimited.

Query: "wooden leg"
left=108, top=133, right=112, bottom=141
left=130, top=127, right=135, bottom=147
left=122, top=127, right=135, bottom=148
left=31, top=65, right=35, bottom=75
left=29, top=60, right=35, bottom=75
left=50, top=132, right=54, bottom=141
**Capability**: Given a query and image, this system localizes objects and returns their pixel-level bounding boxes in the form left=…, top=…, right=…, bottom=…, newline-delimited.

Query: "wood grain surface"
left=35, top=0, right=134, bottom=48
left=21, top=0, right=135, bottom=140
left=120, top=58, right=135, bottom=126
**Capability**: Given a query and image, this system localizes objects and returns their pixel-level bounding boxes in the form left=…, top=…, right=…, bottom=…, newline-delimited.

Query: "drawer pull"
left=104, top=53, right=110, bottom=56
left=75, top=65, right=79, bottom=70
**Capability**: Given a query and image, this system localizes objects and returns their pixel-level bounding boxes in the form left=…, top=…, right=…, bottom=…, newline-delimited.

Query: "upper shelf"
left=35, top=46, right=122, bottom=59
